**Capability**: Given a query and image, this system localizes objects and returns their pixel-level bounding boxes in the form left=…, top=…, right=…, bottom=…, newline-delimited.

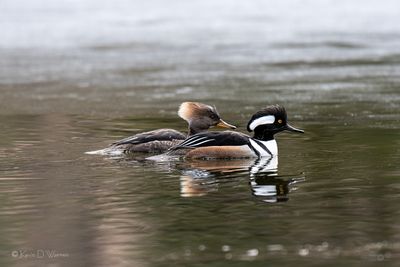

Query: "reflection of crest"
left=249, top=175, right=305, bottom=203
left=248, top=157, right=305, bottom=203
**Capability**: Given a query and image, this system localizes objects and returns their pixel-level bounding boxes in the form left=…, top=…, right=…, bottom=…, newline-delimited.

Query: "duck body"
left=169, top=131, right=277, bottom=159
left=86, top=102, right=236, bottom=155
left=169, top=105, right=303, bottom=159
left=110, top=129, right=186, bottom=153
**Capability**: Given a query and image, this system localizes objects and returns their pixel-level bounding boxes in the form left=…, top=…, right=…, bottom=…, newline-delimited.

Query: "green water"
left=1, top=0, right=400, bottom=266
left=0, top=108, right=398, bottom=266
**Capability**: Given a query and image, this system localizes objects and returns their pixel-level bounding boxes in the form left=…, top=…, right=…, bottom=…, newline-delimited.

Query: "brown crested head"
left=178, top=102, right=236, bottom=134
left=178, top=102, right=216, bottom=122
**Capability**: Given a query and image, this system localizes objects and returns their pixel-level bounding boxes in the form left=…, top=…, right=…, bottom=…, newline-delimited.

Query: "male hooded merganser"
left=168, top=105, right=304, bottom=159
left=86, top=102, right=236, bottom=155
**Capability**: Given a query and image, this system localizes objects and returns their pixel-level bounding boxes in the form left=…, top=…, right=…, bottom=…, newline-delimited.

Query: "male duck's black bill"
left=217, top=119, right=237, bottom=129
left=284, top=124, right=304, bottom=133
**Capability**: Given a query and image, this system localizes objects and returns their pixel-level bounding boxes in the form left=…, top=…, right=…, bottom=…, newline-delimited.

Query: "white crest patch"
left=249, top=115, right=275, bottom=131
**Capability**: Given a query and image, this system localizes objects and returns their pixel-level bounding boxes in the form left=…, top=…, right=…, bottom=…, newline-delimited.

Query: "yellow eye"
left=278, top=119, right=283, bottom=124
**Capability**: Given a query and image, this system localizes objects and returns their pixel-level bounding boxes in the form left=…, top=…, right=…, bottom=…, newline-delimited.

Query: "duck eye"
left=210, top=114, right=218, bottom=120
left=277, top=119, right=283, bottom=124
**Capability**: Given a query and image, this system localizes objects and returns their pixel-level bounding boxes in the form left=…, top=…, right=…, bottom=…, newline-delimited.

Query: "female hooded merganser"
left=168, top=105, right=304, bottom=159
left=86, top=102, right=236, bottom=155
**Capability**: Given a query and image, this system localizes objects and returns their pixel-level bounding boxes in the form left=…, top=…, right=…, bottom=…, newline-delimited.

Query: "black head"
left=247, top=105, right=304, bottom=141
left=178, top=102, right=236, bottom=135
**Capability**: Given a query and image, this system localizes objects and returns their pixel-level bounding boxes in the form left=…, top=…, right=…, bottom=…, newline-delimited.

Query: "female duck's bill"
left=166, top=104, right=304, bottom=159
left=85, top=102, right=236, bottom=155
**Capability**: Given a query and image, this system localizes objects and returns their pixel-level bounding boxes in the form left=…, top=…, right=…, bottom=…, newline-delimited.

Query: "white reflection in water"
left=250, top=156, right=278, bottom=175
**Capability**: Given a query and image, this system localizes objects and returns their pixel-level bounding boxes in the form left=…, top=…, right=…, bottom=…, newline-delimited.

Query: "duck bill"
left=284, top=124, right=304, bottom=133
left=216, top=119, right=237, bottom=129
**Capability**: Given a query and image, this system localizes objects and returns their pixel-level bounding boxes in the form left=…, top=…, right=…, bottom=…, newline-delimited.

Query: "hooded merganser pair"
left=86, top=102, right=236, bottom=155
left=168, top=105, right=304, bottom=159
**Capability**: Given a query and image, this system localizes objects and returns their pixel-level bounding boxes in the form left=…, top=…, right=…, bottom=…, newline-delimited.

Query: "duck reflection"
left=180, top=158, right=255, bottom=197
left=179, top=157, right=305, bottom=202
left=180, top=170, right=217, bottom=197
left=249, top=156, right=278, bottom=175
left=250, top=174, right=305, bottom=203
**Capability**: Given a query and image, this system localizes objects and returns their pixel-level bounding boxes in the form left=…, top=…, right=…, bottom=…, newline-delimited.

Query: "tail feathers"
left=85, top=147, right=124, bottom=156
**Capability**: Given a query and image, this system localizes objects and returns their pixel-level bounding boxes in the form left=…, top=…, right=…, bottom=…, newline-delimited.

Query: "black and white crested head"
left=247, top=105, right=287, bottom=132
left=247, top=104, right=303, bottom=141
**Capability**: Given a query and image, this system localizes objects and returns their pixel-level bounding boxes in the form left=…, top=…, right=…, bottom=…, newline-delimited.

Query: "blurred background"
left=1, top=0, right=399, bottom=116
left=0, top=0, right=399, bottom=267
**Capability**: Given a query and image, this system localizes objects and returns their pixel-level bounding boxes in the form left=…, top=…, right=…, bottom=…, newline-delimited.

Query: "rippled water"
left=1, top=0, right=400, bottom=266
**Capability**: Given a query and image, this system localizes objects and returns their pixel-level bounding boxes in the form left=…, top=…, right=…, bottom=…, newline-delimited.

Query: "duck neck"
left=253, top=130, right=275, bottom=141
left=188, top=126, right=198, bottom=136
left=251, top=129, right=279, bottom=157
left=187, top=121, right=205, bottom=136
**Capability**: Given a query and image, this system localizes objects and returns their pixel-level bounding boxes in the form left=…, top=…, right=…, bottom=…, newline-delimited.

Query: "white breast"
left=249, top=139, right=278, bottom=157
